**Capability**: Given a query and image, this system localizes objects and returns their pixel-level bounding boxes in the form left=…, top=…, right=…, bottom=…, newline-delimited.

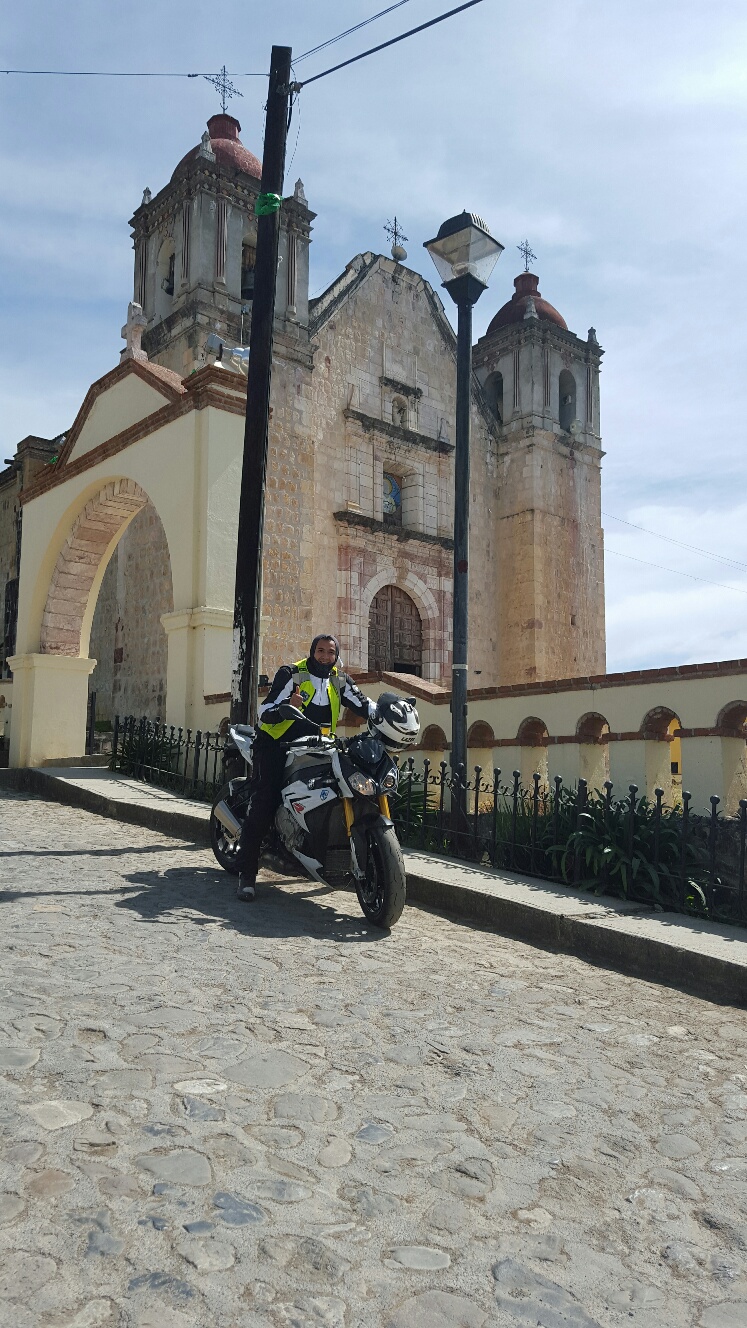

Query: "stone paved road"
left=1, top=789, right=746, bottom=1328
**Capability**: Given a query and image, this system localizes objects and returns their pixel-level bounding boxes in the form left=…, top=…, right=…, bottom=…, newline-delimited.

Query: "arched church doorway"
left=368, top=585, right=422, bottom=676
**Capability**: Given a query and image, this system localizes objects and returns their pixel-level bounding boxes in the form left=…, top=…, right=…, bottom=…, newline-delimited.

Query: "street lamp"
left=424, top=211, right=503, bottom=828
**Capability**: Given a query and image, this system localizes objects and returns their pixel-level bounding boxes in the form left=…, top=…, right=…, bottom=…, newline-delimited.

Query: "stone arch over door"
left=40, top=479, right=151, bottom=657
left=361, top=568, right=441, bottom=680
left=368, top=585, right=423, bottom=676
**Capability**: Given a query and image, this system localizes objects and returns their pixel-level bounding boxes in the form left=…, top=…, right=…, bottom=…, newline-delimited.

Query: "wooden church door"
left=368, top=585, right=422, bottom=675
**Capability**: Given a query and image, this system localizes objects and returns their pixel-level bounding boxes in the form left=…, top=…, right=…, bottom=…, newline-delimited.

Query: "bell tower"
left=474, top=268, right=605, bottom=684
left=129, top=115, right=315, bottom=375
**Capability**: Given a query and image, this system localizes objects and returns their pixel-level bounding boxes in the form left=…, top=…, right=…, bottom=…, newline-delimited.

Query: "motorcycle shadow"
left=115, top=865, right=389, bottom=943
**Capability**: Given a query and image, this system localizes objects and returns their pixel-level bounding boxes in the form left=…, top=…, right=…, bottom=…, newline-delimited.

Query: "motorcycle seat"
left=232, top=725, right=255, bottom=737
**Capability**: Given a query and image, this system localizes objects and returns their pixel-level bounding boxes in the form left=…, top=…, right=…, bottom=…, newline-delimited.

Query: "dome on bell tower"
left=171, top=114, right=262, bottom=181
left=486, top=271, right=567, bottom=334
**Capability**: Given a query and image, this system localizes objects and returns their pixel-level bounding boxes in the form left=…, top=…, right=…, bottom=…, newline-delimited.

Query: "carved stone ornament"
left=120, top=302, right=148, bottom=362
left=198, top=129, right=216, bottom=161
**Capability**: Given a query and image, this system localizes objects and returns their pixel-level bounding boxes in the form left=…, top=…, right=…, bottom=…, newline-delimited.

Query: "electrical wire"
left=296, top=0, right=487, bottom=87
left=603, top=511, right=747, bottom=574
left=1, top=68, right=266, bottom=78
left=606, top=548, right=747, bottom=597
left=295, top=2, right=413, bottom=63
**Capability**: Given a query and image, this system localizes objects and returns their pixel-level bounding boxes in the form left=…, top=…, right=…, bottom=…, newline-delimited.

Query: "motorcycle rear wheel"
left=355, top=825, right=406, bottom=929
left=209, top=781, right=245, bottom=875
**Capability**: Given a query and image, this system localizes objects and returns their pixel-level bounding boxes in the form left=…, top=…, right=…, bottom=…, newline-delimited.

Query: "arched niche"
left=576, top=710, right=610, bottom=787
left=517, top=715, right=549, bottom=790
left=155, top=237, right=176, bottom=320
left=483, top=371, right=504, bottom=424
left=421, top=724, right=448, bottom=752
left=717, top=701, right=747, bottom=815
left=559, top=369, right=576, bottom=432
left=640, top=706, right=681, bottom=804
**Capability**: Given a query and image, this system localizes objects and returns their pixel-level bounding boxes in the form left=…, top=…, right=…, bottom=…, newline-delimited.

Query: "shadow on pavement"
left=115, top=865, right=388, bottom=944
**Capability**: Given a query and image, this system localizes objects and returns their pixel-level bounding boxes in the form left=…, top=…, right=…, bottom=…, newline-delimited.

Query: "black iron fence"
left=394, top=760, right=747, bottom=927
left=111, top=715, right=227, bottom=801
left=110, top=715, right=747, bottom=926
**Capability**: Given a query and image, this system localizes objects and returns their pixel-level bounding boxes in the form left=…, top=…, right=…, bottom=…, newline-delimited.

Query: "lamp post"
left=424, top=212, right=503, bottom=827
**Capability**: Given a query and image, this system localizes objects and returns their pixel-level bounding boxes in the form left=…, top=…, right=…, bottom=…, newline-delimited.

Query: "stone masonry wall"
left=307, top=258, right=500, bottom=684
left=88, top=501, right=173, bottom=722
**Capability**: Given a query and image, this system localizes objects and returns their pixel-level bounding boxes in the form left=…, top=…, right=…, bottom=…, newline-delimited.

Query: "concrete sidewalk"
left=1, top=763, right=746, bottom=1006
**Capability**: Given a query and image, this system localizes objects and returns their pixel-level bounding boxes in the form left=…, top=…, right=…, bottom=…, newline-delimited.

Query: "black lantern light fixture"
left=424, top=212, right=503, bottom=828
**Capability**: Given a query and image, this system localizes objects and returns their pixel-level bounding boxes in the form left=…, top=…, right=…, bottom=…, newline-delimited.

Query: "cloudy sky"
left=2, top=0, right=747, bottom=672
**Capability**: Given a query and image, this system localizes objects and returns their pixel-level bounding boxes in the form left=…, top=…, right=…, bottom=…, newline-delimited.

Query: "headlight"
left=348, top=770, right=377, bottom=796
left=382, top=771, right=397, bottom=790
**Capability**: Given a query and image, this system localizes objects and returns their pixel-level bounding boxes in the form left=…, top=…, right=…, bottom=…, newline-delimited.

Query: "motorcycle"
left=209, top=698, right=420, bottom=929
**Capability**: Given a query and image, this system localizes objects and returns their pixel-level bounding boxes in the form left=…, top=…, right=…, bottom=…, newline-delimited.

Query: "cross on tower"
left=517, top=239, right=537, bottom=272
left=384, top=217, right=408, bottom=251
left=204, top=66, right=243, bottom=114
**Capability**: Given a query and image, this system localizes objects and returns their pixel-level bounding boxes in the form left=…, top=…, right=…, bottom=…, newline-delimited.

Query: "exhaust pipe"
left=213, top=800, right=242, bottom=841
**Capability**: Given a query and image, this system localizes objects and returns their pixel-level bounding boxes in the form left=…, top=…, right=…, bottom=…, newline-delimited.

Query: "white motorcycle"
left=210, top=693, right=420, bottom=929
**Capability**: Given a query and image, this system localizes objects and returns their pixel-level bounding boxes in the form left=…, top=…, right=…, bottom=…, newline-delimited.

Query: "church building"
left=1, top=113, right=606, bottom=762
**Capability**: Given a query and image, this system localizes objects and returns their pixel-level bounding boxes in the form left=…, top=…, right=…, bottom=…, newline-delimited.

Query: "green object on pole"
left=255, top=193, right=282, bottom=216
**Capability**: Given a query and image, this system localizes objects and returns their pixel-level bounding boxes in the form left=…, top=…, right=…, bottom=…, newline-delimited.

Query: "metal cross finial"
left=517, top=239, right=537, bottom=272
left=385, top=217, right=408, bottom=251
left=204, top=66, right=243, bottom=114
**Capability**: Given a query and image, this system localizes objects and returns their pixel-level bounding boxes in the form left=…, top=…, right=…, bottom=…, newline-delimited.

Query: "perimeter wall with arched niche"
left=347, top=662, right=747, bottom=816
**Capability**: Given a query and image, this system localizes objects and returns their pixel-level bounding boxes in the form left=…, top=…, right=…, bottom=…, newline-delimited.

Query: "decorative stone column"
left=8, top=654, right=96, bottom=767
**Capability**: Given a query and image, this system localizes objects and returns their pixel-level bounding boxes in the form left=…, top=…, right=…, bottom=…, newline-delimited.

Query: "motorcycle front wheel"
left=209, top=781, right=246, bottom=875
left=355, top=825, right=407, bottom=929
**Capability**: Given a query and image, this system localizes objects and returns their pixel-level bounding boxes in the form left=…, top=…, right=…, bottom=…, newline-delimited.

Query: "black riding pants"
left=234, top=737, right=288, bottom=881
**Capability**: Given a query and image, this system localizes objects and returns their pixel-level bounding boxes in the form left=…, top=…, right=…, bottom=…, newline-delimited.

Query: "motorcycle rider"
left=234, top=634, right=375, bottom=901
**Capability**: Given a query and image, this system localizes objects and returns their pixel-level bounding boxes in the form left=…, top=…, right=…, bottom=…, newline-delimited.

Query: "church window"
left=383, top=473, right=402, bottom=526
left=559, top=369, right=576, bottom=432
left=484, top=371, right=504, bottom=423
left=392, top=397, right=408, bottom=429
left=241, top=243, right=256, bottom=301
left=368, top=585, right=422, bottom=675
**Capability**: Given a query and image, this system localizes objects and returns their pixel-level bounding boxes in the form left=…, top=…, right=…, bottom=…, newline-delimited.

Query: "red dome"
left=172, top=115, right=262, bottom=182
left=487, top=272, right=567, bottom=334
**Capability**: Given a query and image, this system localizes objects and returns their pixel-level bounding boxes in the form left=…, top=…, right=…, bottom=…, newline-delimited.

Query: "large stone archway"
left=9, top=478, right=173, bottom=766
left=40, top=479, right=149, bottom=657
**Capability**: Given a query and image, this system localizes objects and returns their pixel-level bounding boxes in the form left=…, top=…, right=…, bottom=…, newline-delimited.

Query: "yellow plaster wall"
left=68, top=377, right=171, bottom=462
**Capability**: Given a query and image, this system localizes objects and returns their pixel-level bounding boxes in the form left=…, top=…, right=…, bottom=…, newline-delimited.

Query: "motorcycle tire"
left=209, top=781, right=246, bottom=875
left=355, top=825, right=407, bottom=929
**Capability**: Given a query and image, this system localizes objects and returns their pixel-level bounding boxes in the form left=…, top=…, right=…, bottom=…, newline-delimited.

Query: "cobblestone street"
left=1, top=788, right=746, bottom=1327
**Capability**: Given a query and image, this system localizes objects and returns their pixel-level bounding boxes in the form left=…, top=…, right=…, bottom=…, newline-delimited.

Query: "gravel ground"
left=1, top=787, right=746, bottom=1328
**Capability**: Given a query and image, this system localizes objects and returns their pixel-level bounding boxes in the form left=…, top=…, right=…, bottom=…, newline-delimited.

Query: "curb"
left=0, top=767, right=211, bottom=847
left=404, top=871, right=746, bottom=1007
left=2, top=766, right=745, bottom=1007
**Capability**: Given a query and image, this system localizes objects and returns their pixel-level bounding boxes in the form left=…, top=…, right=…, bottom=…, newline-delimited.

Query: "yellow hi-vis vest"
left=258, top=659, right=343, bottom=741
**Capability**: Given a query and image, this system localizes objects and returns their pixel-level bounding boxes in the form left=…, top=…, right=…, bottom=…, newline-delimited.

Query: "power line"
left=1, top=68, right=266, bottom=78
left=603, top=511, right=747, bottom=573
left=295, top=2, right=413, bottom=63
left=607, top=548, right=747, bottom=597
left=297, top=0, right=487, bottom=87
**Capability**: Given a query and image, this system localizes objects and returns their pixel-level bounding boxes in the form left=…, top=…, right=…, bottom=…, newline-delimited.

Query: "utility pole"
left=230, top=44, right=293, bottom=725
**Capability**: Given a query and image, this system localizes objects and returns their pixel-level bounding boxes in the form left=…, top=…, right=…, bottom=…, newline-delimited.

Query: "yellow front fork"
left=342, top=794, right=390, bottom=837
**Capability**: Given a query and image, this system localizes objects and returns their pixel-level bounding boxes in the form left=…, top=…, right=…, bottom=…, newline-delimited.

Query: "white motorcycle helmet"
left=369, top=692, right=420, bottom=751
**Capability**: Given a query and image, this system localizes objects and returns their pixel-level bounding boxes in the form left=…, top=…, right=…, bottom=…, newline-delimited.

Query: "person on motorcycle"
left=235, top=634, right=375, bottom=901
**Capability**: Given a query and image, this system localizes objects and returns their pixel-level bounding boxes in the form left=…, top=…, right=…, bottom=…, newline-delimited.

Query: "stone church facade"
left=4, top=111, right=606, bottom=741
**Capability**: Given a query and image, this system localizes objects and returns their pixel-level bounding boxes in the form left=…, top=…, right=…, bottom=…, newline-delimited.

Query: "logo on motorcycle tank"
left=292, top=801, right=306, bottom=813
left=320, top=789, right=329, bottom=800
